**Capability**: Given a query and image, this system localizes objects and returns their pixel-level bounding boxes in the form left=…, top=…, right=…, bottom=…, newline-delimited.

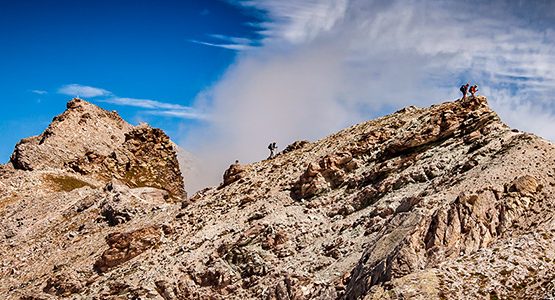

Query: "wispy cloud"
left=145, top=109, right=208, bottom=120
left=58, top=84, right=112, bottom=98
left=191, top=1, right=348, bottom=52
left=190, top=39, right=254, bottom=51
left=209, top=34, right=253, bottom=45
left=189, top=32, right=260, bottom=51
left=234, top=0, right=348, bottom=44
left=57, top=84, right=204, bottom=120
left=182, top=0, right=555, bottom=192
left=101, top=97, right=208, bottom=120
left=101, top=97, right=186, bottom=110
left=31, top=90, right=47, bottom=95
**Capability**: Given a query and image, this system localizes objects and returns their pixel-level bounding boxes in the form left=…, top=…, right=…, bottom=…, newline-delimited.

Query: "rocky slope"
left=1, top=96, right=555, bottom=299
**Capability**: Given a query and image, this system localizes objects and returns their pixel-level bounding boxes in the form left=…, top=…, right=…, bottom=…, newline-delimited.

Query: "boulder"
left=94, top=226, right=162, bottom=272
left=222, top=161, right=246, bottom=187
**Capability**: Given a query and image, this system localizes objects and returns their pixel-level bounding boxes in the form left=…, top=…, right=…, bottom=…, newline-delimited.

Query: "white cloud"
left=58, top=84, right=111, bottom=98
left=209, top=34, right=254, bottom=45
left=190, top=33, right=259, bottom=51
left=190, top=39, right=253, bottom=51
left=487, top=87, right=555, bottom=141
left=57, top=85, right=205, bottom=120
left=181, top=0, right=555, bottom=192
left=102, top=97, right=188, bottom=110
left=236, top=0, right=348, bottom=44
left=145, top=109, right=208, bottom=120
left=101, top=97, right=208, bottom=120
left=31, top=90, right=47, bottom=95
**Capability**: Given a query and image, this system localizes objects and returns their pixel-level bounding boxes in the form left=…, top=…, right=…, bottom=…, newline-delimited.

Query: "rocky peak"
left=10, top=98, right=132, bottom=171
left=9, top=98, right=185, bottom=200
left=3, top=95, right=555, bottom=299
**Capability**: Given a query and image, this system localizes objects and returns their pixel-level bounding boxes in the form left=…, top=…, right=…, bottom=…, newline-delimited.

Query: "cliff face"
left=2, top=96, right=555, bottom=300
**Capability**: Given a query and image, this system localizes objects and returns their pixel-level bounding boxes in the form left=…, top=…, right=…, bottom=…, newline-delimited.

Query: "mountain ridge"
left=2, top=96, right=555, bottom=299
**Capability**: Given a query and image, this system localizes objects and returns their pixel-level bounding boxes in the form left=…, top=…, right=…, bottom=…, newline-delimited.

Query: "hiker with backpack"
left=469, top=84, right=478, bottom=97
left=460, top=83, right=469, bottom=100
left=268, top=142, right=277, bottom=159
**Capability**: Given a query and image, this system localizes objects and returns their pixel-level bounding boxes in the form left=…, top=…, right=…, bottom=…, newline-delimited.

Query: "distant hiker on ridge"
left=469, top=84, right=478, bottom=97
left=460, top=83, right=469, bottom=100
left=268, top=142, right=277, bottom=159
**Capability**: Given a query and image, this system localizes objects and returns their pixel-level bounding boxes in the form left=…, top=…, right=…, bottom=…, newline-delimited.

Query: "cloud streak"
left=190, top=39, right=253, bottom=51
left=189, top=33, right=260, bottom=51
left=57, top=84, right=206, bottom=120
left=58, top=84, right=112, bottom=98
left=236, top=0, right=348, bottom=44
left=101, top=97, right=208, bottom=120
left=181, top=0, right=555, bottom=192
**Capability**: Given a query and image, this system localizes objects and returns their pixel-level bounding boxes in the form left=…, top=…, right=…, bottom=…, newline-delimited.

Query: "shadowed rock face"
left=3, top=96, right=555, bottom=300
left=9, top=98, right=186, bottom=200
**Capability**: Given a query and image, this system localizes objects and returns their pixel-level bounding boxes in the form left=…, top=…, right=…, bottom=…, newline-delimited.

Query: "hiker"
left=469, top=84, right=478, bottom=97
left=460, top=83, right=469, bottom=100
left=268, top=142, right=277, bottom=159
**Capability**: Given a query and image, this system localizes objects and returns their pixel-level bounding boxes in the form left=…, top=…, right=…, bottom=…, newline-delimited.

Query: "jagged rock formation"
left=9, top=98, right=185, bottom=200
left=2, top=96, right=555, bottom=299
left=11, top=99, right=131, bottom=170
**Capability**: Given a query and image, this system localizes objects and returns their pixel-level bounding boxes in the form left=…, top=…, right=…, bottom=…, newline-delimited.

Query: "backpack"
left=460, top=85, right=466, bottom=93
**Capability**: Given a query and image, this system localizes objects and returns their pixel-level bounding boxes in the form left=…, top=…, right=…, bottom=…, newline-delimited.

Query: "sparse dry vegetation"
left=43, top=174, right=95, bottom=192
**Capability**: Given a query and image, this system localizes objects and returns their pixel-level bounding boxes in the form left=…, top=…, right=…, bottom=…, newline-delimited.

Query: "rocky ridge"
left=1, top=96, right=555, bottom=299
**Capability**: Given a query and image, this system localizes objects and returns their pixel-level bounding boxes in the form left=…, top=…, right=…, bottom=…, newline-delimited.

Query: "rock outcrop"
left=222, top=161, right=246, bottom=187
left=9, top=98, right=185, bottom=200
left=10, top=98, right=132, bottom=171
left=2, top=95, right=555, bottom=299
left=94, top=226, right=162, bottom=273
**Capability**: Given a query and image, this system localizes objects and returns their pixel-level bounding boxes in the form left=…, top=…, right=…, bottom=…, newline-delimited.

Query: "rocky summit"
left=9, top=98, right=185, bottom=201
left=1, top=96, right=555, bottom=299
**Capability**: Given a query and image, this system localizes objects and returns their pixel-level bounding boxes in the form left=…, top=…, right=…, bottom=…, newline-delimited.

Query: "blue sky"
left=1, top=0, right=555, bottom=190
left=0, top=0, right=262, bottom=161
